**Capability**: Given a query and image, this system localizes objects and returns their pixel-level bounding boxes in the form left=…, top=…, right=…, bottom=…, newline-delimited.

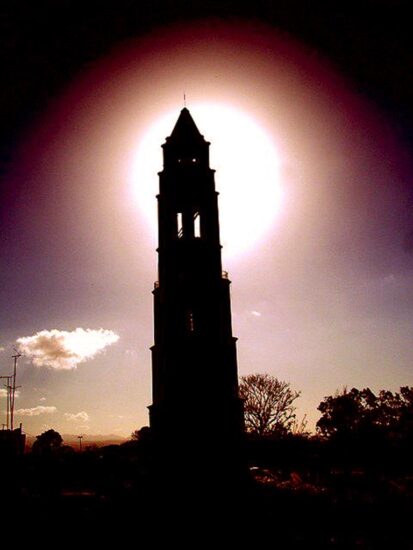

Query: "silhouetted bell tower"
left=149, top=108, right=244, bottom=478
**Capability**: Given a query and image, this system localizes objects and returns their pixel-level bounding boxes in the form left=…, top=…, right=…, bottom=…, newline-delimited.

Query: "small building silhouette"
left=0, top=425, right=26, bottom=457
left=149, top=108, right=244, bottom=487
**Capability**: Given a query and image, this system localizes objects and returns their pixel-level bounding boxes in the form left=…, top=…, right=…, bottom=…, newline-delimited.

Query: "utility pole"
left=0, top=375, right=13, bottom=429
left=10, top=350, right=22, bottom=431
left=78, top=435, right=83, bottom=452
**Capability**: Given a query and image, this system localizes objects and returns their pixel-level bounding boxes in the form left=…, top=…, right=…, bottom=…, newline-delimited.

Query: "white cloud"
left=39, top=397, right=47, bottom=402
left=0, top=388, right=20, bottom=399
left=16, top=406, right=57, bottom=416
left=251, top=310, right=262, bottom=317
left=16, top=328, right=120, bottom=370
left=64, top=411, right=90, bottom=423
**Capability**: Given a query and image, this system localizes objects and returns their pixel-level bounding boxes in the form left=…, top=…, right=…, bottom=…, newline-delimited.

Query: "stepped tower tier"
left=149, top=108, right=244, bottom=477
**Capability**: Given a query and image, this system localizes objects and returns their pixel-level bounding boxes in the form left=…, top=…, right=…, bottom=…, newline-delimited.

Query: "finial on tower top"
left=183, top=92, right=186, bottom=108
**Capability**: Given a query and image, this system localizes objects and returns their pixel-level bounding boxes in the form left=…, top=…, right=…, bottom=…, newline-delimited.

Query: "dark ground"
left=2, top=438, right=412, bottom=548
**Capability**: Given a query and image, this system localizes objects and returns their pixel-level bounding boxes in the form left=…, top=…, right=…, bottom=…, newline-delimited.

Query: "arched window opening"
left=177, top=212, right=184, bottom=238
left=194, top=212, right=201, bottom=238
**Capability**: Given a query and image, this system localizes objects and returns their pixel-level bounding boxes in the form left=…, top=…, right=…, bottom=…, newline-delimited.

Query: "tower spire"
left=167, top=106, right=204, bottom=143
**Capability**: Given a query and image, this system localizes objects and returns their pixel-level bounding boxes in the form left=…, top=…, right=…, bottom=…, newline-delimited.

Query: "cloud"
left=64, top=411, right=90, bottom=423
left=0, top=388, right=20, bottom=399
left=251, top=310, right=262, bottom=317
left=16, top=406, right=57, bottom=416
left=39, top=397, right=47, bottom=402
left=16, top=328, right=120, bottom=370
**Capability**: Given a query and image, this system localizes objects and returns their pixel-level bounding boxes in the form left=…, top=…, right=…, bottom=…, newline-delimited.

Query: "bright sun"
left=132, top=103, right=282, bottom=260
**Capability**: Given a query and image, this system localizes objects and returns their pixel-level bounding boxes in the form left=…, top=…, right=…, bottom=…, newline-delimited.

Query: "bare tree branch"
left=239, top=373, right=300, bottom=436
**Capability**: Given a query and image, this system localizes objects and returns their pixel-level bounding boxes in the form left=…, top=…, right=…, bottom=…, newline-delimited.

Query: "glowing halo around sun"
left=132, top=103, right=282, bottom=260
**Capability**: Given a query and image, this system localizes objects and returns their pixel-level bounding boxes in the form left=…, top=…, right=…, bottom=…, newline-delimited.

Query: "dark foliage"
left=0, top=422, right=411, bottom=546
left=31, top=429, right=63, bottom=456
left=317, top=386, right=413, bottom=443
left=2, top=386, right=413, bottom=545
left=130, top=426, right=151, bottom=442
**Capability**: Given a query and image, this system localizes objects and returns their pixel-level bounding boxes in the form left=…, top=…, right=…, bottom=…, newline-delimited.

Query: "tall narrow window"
left=177, top=212, right=183, bottom=238
left=194, top=212, right=201, bottom=238
left=186, top=310, right=195, bottom=332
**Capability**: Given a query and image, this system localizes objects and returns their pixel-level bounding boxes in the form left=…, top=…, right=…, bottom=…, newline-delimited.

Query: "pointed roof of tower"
left=167, top=108, right=204, bottom=143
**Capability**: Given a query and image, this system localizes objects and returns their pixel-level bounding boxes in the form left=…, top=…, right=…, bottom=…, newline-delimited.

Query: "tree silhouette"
left=239, top=373, right=300, bottom=436
left=31, top=429, right=63, bottom=455
left=317, top=386, right=413, bottom=441
left=131, top=426, right=151, bottom=442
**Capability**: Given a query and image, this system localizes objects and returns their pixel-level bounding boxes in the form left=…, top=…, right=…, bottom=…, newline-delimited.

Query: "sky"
left=0, top=2, right=412, bottom=438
